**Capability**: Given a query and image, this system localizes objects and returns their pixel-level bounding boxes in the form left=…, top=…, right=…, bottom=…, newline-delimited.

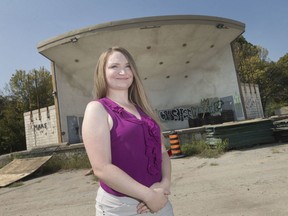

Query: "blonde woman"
left=82, top=47, right=174, bottom=215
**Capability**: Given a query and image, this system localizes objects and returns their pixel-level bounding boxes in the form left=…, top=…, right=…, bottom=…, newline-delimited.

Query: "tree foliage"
left=232, top=36, right=288, bottom=116
left=0, top=95, right=26, bottom=153
left=0, top=67, right=54, bottom=155
left=9, top=67, right=54, bottom=112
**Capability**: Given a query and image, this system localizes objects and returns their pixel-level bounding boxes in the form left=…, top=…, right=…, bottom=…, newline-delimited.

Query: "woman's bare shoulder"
left=84, top=101, right=107, bottom=118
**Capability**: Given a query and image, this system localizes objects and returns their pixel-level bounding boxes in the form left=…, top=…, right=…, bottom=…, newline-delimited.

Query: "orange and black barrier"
left=168, top=131, right=185, bottom=159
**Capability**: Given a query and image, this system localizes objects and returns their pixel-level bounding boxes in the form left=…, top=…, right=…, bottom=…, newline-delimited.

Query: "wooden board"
left=0, top=156, right=52, bottom=187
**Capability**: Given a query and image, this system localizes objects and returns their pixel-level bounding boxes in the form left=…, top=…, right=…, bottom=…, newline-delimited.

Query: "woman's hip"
left=95, top=186, right=173, bottom=216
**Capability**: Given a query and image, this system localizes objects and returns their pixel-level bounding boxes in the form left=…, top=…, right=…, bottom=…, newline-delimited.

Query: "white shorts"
left=96, top=186, right=174, bottom=216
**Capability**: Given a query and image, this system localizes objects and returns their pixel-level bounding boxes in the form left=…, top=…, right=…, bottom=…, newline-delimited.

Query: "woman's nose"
left=118, top=68, right=126, bottom=74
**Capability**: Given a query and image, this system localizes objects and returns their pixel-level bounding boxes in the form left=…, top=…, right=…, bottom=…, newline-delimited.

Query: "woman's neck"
left=106, top=90, right=131, bottom=106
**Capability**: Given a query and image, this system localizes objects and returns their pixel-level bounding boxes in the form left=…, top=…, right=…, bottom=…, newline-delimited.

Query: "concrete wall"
left=275, top=107, right=288, bottom=116
left=37, top=16, right=246, bottom=143
left=146, top=45, right=245, bottom=129
left=55, top=44, right=245, bottom=141
left=24, top=105, right=58, bottom=150
left=241, top=83, right=264, bottom=119
left=54, top=64, right=92, bottom=143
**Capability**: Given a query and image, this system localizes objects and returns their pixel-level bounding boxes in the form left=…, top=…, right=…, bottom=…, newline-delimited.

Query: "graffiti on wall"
left=33, top=123, right=48, bottom=131
left=24, top=105, right=58, bottom=151
left=158, top=107, right=192, bottom=121
left=158, top=98, right=224, bottom=121
left=240, top=83, right=264, bottom=119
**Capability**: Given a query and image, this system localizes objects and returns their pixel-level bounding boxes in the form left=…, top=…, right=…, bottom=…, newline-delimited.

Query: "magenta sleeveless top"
left=97, top=97, right=162, bottom=196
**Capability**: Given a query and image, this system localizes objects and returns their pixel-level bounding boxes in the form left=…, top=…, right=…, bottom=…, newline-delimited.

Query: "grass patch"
left=180, top=139, right=228, bottom=158
left=91, top=174, right=99, bottom=182
left=41, top=153, right=91, bottom=174
left=0, top=155, right=14, bottom=169
left=8, top=181, right=24, bottom=188
left=271, top=148, right=281, bottom=154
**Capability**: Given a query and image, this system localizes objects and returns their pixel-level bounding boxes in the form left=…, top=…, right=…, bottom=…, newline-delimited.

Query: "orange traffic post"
left=168, top=131, right=185, bottom=159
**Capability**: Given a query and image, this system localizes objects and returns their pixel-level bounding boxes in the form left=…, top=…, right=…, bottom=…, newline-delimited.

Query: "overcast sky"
left=0, top=0, right=287, bottom=90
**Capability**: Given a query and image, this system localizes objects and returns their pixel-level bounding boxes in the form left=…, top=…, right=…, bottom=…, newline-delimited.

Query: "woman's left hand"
left=136, top=180, right=171, bottom=214
left=137, top=201, right=151, bottom=214
left=150, top=180, right=171, bottom=196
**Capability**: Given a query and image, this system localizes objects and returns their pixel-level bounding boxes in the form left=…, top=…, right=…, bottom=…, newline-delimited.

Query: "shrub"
left=180, top=139, right=228, bottom=158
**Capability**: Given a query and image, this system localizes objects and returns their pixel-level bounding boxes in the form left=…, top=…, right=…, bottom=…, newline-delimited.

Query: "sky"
left=0, top=0, right=287, bottom=90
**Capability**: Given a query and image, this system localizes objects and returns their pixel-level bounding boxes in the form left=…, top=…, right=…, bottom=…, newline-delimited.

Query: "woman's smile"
left=105, top=51, right=133, bottom=91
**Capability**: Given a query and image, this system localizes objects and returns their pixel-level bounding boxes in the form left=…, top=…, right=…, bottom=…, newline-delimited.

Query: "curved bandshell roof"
left=38, top=15, right=245, bottom=80
left=37, top=15, right=246, bottom=134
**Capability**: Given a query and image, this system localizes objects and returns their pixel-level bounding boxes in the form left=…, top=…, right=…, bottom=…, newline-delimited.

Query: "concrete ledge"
left=0, top=143, right=87, bottom=168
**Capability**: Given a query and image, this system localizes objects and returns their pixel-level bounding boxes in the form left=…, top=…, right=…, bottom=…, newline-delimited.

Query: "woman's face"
left=105, top=51, right=134, bottom=91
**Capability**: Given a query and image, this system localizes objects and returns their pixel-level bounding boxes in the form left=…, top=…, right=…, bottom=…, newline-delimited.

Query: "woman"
left=82, top=47, right=174, bottom=215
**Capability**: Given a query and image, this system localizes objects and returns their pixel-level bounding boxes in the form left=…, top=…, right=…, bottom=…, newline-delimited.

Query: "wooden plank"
left=0, top=156, right=52, bottom=187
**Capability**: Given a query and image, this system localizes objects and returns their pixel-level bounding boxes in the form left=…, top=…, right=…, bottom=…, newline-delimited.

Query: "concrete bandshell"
left=37, top=15, right=245, bottom=143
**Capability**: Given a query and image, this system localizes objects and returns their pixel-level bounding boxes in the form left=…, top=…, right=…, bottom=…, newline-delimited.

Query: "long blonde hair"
left=94, top=46, right=159, bottom=122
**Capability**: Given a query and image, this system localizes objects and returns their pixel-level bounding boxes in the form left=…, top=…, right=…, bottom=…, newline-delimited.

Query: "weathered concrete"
left=37, top=15, right=245, bottom=143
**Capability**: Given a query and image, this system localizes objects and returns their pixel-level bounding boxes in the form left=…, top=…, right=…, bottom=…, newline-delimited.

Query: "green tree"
left=233, top=36, right=260, bottom=83
left=0, top=95, right=26, bottom=154
left=265, top=54, right=288, bottom=114
left=258, top=63, right=283, bottom=115
left=232, top=36, right=288, bottom=116
left=0, top=95, right=9, bottom=153
left=233, top=36, right=268, bottom=84
left=9, top=67, right=54, bottom=112
left=0, top=67, right=54, bottom=155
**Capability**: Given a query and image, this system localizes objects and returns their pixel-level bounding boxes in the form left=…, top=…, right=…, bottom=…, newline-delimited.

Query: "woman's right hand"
left=143, top=188, right=168, bottom=213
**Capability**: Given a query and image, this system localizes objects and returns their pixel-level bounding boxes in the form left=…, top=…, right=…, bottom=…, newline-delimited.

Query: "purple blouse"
left=97, top=97, right=162, bottom=196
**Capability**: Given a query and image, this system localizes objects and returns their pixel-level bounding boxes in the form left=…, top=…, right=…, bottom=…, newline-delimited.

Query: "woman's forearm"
left=161, top=150, right=172, bottom=188
left=94, top=163, right=152, bottom=201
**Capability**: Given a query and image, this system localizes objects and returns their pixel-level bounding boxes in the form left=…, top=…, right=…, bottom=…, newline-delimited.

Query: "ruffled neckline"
left=104, top=97, right=143, bottom=124
left=101, top=97, right=161, bottom=175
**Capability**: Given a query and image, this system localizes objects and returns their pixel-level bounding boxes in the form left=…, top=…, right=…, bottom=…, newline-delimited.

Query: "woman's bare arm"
left=82, top=101, right=167, bottom=212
